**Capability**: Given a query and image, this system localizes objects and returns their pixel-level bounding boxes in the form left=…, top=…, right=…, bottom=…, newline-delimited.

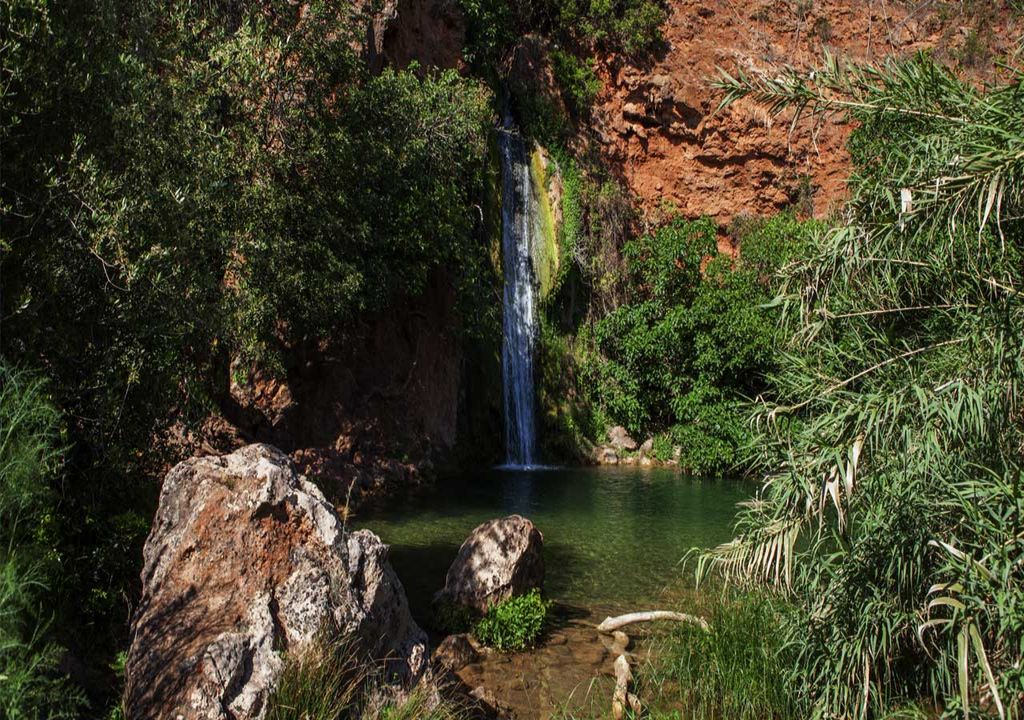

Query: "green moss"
left=530, top=146, right=561, bottom=300
left=485, top=131, right=504, bottom=278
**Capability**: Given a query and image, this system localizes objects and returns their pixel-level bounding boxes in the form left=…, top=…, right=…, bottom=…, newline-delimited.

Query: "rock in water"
left=125, top=444, right=427, bottom=720
left=607, top=426, right=637, bottom=451
left=432, top=633, right=482, bottom=673
left=435, top=515, right=544, bottom=613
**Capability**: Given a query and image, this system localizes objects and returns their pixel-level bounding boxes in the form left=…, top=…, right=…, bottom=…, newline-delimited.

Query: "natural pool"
left=357, top=466, right=750, bottom=716
left=357, top=465, right=749, bottom=619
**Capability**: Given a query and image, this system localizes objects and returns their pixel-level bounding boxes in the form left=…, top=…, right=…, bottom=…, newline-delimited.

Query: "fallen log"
left=597, top=610, right=709, bottom=633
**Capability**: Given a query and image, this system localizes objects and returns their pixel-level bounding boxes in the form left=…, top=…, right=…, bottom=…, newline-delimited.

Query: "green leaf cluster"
left=0, top=365, right=86, bottom=719
left=538, top=0, right=667, bottom=55
left=578, top=214, right=817, bottom=473
left=473, top=589, right=550, bottom=652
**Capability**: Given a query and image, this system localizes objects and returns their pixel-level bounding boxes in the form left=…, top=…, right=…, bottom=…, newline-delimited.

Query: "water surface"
left=357, top=465, right=749, bottom=619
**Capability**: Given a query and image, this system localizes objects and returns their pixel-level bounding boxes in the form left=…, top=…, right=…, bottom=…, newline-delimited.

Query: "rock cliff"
left=591, top=1, right=1019, bottom=230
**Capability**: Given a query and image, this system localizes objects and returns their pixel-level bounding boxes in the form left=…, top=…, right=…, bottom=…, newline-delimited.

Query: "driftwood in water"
left=597, top=610, right=709, bottom=633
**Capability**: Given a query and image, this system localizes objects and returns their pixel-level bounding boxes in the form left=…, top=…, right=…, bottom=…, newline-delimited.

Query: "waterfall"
left=498, top=115, right=540, bottom=468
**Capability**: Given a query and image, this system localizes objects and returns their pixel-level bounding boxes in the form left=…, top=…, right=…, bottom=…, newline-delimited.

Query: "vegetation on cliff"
left=563, top=212, right=819, bottom=472
left=679, top=53, right=1024, bottom=718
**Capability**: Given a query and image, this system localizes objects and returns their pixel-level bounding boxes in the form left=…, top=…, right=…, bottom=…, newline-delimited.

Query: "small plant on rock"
left=473, top=589, right=550, bottom=652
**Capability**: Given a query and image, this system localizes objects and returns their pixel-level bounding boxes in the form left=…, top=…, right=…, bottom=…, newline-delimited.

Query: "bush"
left=574, top=213, right=820, bottom=473
left=473, top=589, right=550, bottom=652
left=540, top=0, right=667, bottom=54
left=550, top=50, right=601, bottom=115
left=0, top=365, right=86, bottom=719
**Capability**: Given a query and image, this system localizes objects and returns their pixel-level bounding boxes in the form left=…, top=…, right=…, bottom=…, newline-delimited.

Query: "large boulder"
left=125, top=444, right=427, bottom=720
left=435, top=515, right=544, bottom=614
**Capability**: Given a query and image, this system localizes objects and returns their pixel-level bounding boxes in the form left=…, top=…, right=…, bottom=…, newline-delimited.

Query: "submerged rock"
left=435, top=515, right=544, bottom=613
left=125, top=443, right=426, bottom=720
left=432, top=632, right=483, bottom=673
left=607, top=426, right=637, bottom=451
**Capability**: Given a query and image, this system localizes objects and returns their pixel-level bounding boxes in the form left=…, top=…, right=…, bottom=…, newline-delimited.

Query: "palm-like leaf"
left=700, top=53, right=1024, bottom=719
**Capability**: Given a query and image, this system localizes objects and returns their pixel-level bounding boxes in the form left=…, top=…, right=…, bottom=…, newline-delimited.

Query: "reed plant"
left=698, top=52, right=1024, bottom=718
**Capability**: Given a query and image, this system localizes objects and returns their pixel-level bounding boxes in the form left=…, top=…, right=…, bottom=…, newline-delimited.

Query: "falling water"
left=498, top=115, right=540, bottom=468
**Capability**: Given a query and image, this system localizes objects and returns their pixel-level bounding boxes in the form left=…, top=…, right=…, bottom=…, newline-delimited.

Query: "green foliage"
left=575, top=214, right=819, bottom=473
left=538, top=0, right=667, bottom=55
left=706, top=53, right=1024, bottom=718
left=432, top=599, right=478, bottom=635
left=644, top=594, right=798, bottom=720
left=0, top=365, right=86, bottom=718
left=458, top=0, right=515, bottom=70
left=557, top=153, right=584, bottom=274
left=549, top=50, right=602, bottom=115
left=473, top=589, right=550, bottom=652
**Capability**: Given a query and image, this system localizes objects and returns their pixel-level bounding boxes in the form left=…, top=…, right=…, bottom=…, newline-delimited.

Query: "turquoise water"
left=356, top=466, right=749, bottom=619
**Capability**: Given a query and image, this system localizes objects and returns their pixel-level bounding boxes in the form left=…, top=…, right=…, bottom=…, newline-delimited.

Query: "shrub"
left=550, top=50, right=601, bottom=115
left=541, top=0, right=667, bottom=55
left=575, top=214, right=819, bottom=473
left=473, top=589, right=550, bottom=652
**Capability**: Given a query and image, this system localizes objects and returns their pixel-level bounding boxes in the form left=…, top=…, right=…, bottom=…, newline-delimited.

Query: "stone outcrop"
left=125, top=444, right=427, bottom=720
left=607, top=426, right=637, bottom=451
left=435, top=515, right=544, bottom=613
left=591, top=1, right=1020, bottom=231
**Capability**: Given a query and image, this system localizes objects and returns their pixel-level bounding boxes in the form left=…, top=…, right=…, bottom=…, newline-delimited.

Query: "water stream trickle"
left=498, top=116, right=540, bottom=468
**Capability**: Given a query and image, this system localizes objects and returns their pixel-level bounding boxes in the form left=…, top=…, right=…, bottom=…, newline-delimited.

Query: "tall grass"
left=268, top=635, right=467, bottom=720
left=0, top=364, right=85, bottom=718
left=641, top=593, right=798, bottom=720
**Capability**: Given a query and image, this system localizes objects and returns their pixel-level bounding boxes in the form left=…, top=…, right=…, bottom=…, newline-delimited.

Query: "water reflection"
left=357, top=466, right=749, bottom=617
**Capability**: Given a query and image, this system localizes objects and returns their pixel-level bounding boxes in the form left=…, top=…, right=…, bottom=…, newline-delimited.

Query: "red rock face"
left=589, top=0, right=1020, bottom=228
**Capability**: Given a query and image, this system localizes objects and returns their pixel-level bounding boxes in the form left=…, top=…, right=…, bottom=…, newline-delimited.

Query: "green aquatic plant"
left=474, top=589, right=550, bottom=652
